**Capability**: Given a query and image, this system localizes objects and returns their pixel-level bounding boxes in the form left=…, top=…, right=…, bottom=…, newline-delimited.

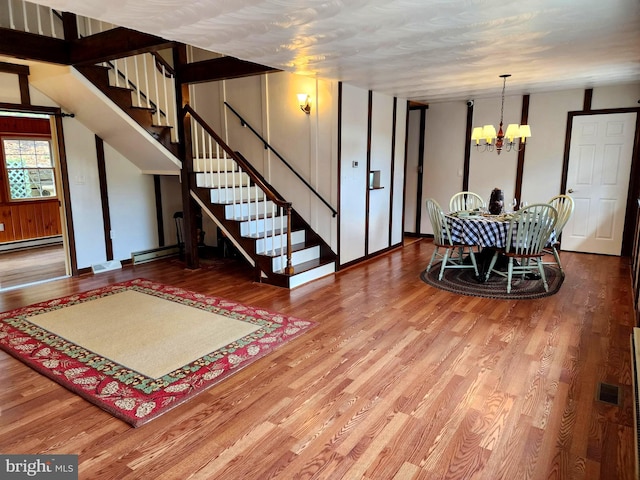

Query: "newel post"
left=284, top=204, right=294, bottom=275
left=173, top=45, right=198, bottom=269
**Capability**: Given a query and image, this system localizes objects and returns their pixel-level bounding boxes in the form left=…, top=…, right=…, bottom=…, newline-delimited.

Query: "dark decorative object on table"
left=488, top=188, right=504, bottom=215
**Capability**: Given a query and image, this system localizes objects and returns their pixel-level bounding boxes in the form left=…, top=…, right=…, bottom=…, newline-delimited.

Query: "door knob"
left=567, top=189, right=574, bottom=193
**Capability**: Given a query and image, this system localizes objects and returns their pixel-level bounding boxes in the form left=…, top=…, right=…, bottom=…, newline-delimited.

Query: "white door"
left=562, top=112, right=636, bottom=255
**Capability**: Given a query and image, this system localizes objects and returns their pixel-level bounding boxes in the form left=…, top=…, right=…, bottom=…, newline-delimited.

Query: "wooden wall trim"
left=154, top=175, right=165, bottom=246
left=52, top=112, right=77, bottom=275
left=95, top=135, right=113, bottom=261
left=401, top=100, right=410, bottom=242
left=388, top=97, right=397, bottom=248
left=583, top=88, right=593, bottom=111
left=336, top=81, right=342, bottom=269
left=514, top=94, right=530, bottom=204
left=173, top=44, right=198, bottom=269
left=365, top=90, right=372, bottom=257
left=463, top=101, right=473, bottom=191
left=415, top=108, right=426, bottom=233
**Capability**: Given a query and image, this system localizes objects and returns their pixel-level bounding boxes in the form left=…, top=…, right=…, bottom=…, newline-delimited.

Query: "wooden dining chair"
left=484, top=203, right=558, bottom=293
left=543, top=194, right=575, bottom=276
left=425, top=198, right=479, bottom=280
left=449, top=191, right=485, bottom=212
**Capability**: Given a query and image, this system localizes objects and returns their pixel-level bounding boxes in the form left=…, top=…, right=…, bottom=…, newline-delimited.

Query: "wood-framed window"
left=1, top=136, right=56, bottom=202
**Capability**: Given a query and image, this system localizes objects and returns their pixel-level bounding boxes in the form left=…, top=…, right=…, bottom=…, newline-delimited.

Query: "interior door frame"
left=560, top=107, right=640, bottom=256
left=0, top=102, right=78, bottom=275
left=406, top=103, right=427, bottom=234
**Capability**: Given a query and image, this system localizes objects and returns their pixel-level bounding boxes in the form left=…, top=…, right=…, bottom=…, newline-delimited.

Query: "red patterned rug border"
left=0, top=278, right=316, bottom=427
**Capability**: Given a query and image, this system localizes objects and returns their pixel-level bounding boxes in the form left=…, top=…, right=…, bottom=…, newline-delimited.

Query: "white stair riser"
left=240, top=216, right=286, bottom=237
left=196, top=172, right=249, bottom=188
left=193, top=157, right=237, bottom=173
left=272, top=245, right=320, bottom=271
left=256, top=230, right=306, bottom=253
left=210, top=187, right=264, bottom=204
left=225, top=201, right=277, bottom=220
left=288, top=262, right=336, bottom=288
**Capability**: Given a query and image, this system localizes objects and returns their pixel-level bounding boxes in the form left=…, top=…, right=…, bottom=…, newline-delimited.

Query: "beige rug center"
left=28, top=290, right=261, bottom=378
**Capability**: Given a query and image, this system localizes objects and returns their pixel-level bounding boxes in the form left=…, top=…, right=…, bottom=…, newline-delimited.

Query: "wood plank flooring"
left=0, top=244, right=67, bottom=290
left=0, top=239, right=636, bottom=479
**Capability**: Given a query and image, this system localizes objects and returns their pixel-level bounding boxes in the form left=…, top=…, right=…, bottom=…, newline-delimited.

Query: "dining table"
left=445, top=212, right=513, bottom=248
left=444, top=210, right=557, bottom=282
left=445, top=211, right=557, bottom=248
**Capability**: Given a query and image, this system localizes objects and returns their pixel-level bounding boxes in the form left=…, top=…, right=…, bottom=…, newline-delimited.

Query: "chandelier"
left=470, top=74, right=531, bottom=154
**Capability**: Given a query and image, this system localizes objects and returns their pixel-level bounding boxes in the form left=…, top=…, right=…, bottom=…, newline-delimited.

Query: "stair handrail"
left=185, top=104, right=291, bottom=209
left=224, top=101, right=338, bottom=218
left=184, top=104, right=294, bottom=274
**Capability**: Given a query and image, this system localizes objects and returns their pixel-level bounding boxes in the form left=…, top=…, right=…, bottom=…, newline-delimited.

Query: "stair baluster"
left=48, top=6, right=56, bottom=37
left=143, top=55, right=151, bottom=110
left=184, top=104, right=300, bottom=281
left=152, top=62, right=161, bottom=125
left=21, top=1, right=28, bottom=32
left=35, top=3, right=42, bottom=35
left=8, top=0, right=15, bottom=30
left=113, top=58, right=120, bottom=87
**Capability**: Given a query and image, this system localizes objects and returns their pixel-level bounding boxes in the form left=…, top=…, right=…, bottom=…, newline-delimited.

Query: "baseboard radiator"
left=131, top=245, right=180, bottom=264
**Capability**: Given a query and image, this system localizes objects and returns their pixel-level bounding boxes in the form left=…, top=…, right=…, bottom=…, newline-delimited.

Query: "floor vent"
left=597, top=382, right=620, bottom=406
left=91, top=260, right=122, bottom=274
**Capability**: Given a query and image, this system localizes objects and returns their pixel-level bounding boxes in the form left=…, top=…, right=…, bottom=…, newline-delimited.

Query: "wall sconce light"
left=297, top=93, right=311, bottom=114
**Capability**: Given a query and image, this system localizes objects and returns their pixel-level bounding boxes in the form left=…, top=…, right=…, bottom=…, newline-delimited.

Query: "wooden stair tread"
left=259, top=241, right=316, bottom=257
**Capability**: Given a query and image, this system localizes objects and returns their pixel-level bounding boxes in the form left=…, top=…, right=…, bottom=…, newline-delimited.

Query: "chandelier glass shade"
left=471, top=74, right=531, bottom=154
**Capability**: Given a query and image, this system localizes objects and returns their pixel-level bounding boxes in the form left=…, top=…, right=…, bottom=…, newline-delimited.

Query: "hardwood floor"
left=0, top=239, right=636, bottom=479
left=0, top=244, right=67, bottom=291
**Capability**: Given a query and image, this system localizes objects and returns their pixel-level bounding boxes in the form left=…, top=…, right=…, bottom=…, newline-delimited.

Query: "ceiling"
left=29, top=0, right=640, bottom=103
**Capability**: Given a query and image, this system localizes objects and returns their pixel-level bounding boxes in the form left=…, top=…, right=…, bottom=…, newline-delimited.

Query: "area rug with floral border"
left=0, top=278, right=316, bottom=427
left=421, top=262, right=564, bottom=300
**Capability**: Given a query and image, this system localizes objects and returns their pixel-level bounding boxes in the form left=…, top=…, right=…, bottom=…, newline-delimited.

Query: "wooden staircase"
left=190, top=159, right=336, bottom=288
left=74, top=59, right=337, bottom=288
left=74, top=63, right=179, bottom=158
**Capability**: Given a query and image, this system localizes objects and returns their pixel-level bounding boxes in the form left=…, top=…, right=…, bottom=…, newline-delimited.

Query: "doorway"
left=404, top=106, right=427, bottom=235
left=0, top=110, right=70, bottom=290
left=562, top=111, right=638, bottom=255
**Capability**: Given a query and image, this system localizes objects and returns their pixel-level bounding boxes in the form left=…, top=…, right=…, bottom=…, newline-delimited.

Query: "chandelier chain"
left=500, top=75, right=506, bottom=126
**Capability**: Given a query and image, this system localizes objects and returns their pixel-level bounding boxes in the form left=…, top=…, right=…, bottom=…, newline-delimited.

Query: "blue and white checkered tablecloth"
left=446, top=214, right=556, bottom=249
left=445, top=215, right=510, bottom=248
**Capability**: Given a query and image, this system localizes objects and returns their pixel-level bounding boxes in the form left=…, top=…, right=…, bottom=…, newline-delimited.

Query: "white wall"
left=339, top=84, right=369, bottom=264
left=521, top=89, right=583, bottom=203
left=368, top=92, right=394, bottom=254
left=339, top=85, right=406, bottom=263
left=407, top=82, right=640, bottom=235
left=0, top=73, right=21, bottom=103
left=468, top=95, right=521, bottom=204
left=391, top=100, right=407, bottom=246
left=422, top=101, right=468, bottom=234
left=103, top=142, right=157, bottom=260
left=61, top=118, right=107, bottom=268
left=592, top=84, right=640, bottom=110
left=191, top=70, right=340, bottom=251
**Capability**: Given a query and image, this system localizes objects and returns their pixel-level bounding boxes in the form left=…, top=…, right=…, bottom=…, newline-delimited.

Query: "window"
left=2, top=138, right=56, bottom=200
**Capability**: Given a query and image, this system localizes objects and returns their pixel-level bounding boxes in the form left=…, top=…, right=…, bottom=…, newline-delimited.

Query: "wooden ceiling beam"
left=0, top=28, right=69, bottom=64
left=70, top=28, right=175, bottom=65
left=177, top=56, right=279, bottom=84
